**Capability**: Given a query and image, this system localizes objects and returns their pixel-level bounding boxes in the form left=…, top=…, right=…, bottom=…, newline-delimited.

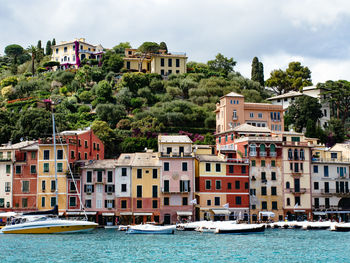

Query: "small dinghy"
left=126, top=224, right=175, bottom=234
left=215, top=224, right=265, bottom=234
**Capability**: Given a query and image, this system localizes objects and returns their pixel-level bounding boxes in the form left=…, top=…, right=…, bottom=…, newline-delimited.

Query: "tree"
left=207, top=53, right=236, bottom=76
left=319, top=80, right=350, bottom=125
left=37, top=40, right=42, bottom=50
left=96, top=104, right=126, bottom=128
left=52, top=38, right=56, bottom=46
left=101, top=50, right=124, bottom=73
left=159, top=42, right=168, bottom=53
left=251, top=57, right=264, bottom=86
left=137, top=42, right=160, bottom=72
left=4, top=44, right=24, bottom=73
left=266, top=61, right=312, bottom=95
left=96, top=80, right=113, bottom=101
left=27, top=45, right=39, bottom=75
left=46, top=40, right=52, bottom=55
left=113, top=42, right=131, bottom=55
left=284, top=96, right=322, bottom=132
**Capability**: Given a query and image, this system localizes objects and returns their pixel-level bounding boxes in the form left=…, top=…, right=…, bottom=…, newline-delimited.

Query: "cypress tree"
left=37, top=40, right=42, bottom=50
left=159, top=42, right=168, bottom=53
left=258, top=61, right=264, bottom=86
left=52, top=38, right=56, bottom=46
left=46, top=40, right=52, bottom=55
left=251, top=57, right=264, bottom=86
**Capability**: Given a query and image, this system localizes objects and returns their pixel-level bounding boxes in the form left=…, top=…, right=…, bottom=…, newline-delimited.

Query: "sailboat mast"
left=52, top=112, right=58, bottom=206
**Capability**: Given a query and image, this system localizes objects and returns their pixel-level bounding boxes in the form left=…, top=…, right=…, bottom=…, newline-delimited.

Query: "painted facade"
left=158, top=135, right=195, bottom=224
left=123, top=48, right=187, bottom=76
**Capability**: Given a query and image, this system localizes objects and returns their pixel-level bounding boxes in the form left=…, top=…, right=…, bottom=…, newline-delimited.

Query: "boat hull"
left=127, top=228, right=175, bottom=234
left=216, top=225, right=265, bottom=234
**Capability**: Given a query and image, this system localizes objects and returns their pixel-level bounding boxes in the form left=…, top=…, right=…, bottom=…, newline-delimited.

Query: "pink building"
left=158, top=135, right=195, bottom=224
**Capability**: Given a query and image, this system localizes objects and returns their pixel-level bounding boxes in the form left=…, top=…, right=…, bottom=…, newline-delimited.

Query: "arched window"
left=270, top=144, right=276, bottom=152
left=231, top=134, right=233, bottom=141
left=225, top=135, right=228, bottom=142
left=64, top=56, right=67, bottom=62
left=287, top=198, right=290, bottom=206
left=288, top=149, right=293, bottom=160
left=250, top=144, right=256, bottom=156
left=294, top=149, right=299, bottom=160
left=300, top=149, right=305, bottom=160
left=260, top=144, right=266, bottom=152
left=286, top=181, right=290, bottom=189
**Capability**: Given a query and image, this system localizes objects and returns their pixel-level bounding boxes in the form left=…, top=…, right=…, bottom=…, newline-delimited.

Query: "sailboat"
left=1, top=111, right=98, bottom=234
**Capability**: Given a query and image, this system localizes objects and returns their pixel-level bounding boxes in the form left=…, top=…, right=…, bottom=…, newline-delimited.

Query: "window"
left=84, top=140, right=88, bottom=148
left=314, top=182, right=319, bottom=190
left=122, top=168, right=127, bottom=177
left=71, top=151, right=75, bottom=159
left=30, top=165, right=36, bottom=174
left=164, top=197, right=169, bottom=206
left=242, top=166, right=246, bottom=174
left=286, top=181, right=290, bottom=189
left=182, top=162, right=188, bottom=171
left=288, top=149, right=293, bottom=160
left=251, top=160, right=256, bottom=167
left=22, top=198, right=28, bottom=208
left=235, top=181, right=240, bottom=189
left=137, top=200, right=142, bottom=208
left=228, top=183, right=232, bottom=189
left=51, top=180, right=56, bottom=191
left=164, top=180, right=169, bottom=192
left=215, top=163, right=221, bottom=172
left=6, top=165, right=10, bottom=173
left=182, top=197, right=188, bottom=206
left=271, top=172, right=276, bottom=180
left=137, top=185, right=142, bottom=198
left=153, top=169, right=158, bottom=179
left=314, top=198, right=319, bottom=208
left=152, top=200, right=158, bottom=209
left=261, top=172, right=266, bottom=180
left=51, top=197, right=56, bottom=207
left=271, top=160, right=276, bottom=167
left=84, top=153, right=88, bottom=160
left=96, top=199, right=102, bottom=209
left=121, top=184, right=127, bottom=192
left=57, top=163, right=63, bottom=173
left=164, top=162, right=169, bottom=171
left=168, top=58, right=172, bottom=67
left=272, top=201, right=278, bottom=210
left=87, top=171, right=92, bottom=182
left=324, top=166, right=329, bottom=177
left=261, top=201, right=267, bottom=209
left=261, top=187, right=267, bottom=196
left=4, top=182, right=10, bottom=192
left=261, top=160, right=265, bottom=167
left=206, top=163, right=211, bottom=172
left=22, top=181, right=29, bottom=192
left=245, top=182, right=249, bottom=189
left=16, top=165, right=21, bottom=174
left=44, top=150, right=50, bottom=160
left=42, top=180, right=46, bottom=191
left=324, top=182, right=329, bottom=193
left=44, top=163, right=49, bottom=173
left=295, top=196, right=301, bottom=206
left=207, top=200, right=212, bottom=206
left=216, top=180, right=222, bottom=190
left=180, top=180, right=190, bottom=192
left=85, top=199, right=91, bottom=208
left=121, top=200, right=127, bottom=209
left=107, top=171, right=113, bottom=183
left=161, top=58, right=164, bottom=67
left=176, top=59, right=180, bottom=67
left=205, top=180, right=211, bottom=190
left=229, top=165, right=234, bottom=173
left=41, top=197, right=46, bottom=207
left=271, top=187, right=277, bottom=195
left=331, top=152, right=337, bottom=159
left=69, top=197, right=76, bottom=207
left=70, top=181, right=76, bottom=192
left=161, top=69, right=164, bottom=76
left=214, top=197, right=220, bottom=206
left=57, top=150, right=63, bottom=160
left=287, top=198, right=290, bottom=206
left=258, top=113, right=263, bottom=118
left=236, top=196, right=241, bottom=205
left=137, top=169, right=142, bottom=179
left=105, top=200, right=115, bottom=209
left=300, top=149, right=305, bottom=160
left=152, top=185, right=158, bottom=198
left=97, top=171, right=103, bottom=182
left=250, top=112, right=254, bottom=118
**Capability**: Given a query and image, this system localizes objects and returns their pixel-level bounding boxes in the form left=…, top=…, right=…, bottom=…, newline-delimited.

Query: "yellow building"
left=130, top=151, right=161, bottom=224
left=37, top=143, right=69, bottom=213
left=51, top=38, right=104, bottom=69
left=124, top=48, right=187, bottom=76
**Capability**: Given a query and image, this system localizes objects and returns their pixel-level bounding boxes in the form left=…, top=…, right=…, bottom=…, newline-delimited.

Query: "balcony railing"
left=282, top=141, right=309, bottom=147
left=227, top=158, right=249, bottom=164
left=161, top=188, right=191, bottom=193
left=312, top=158, right=350, bottom=164
left=260, top=152, right=267, bottom=157
left=286, top=188, right=307, bottom=194
left=270, top=152, right=277, bottom=157
left=160, top=152, right=193, bottom=158
left=249, top=152, right=257, bottom=157
left=321, top=189, right=350, bottom=195
left=0, top=158, right=12, bottom=162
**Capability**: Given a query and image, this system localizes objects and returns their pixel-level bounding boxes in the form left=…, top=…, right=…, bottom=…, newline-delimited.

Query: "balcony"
left=282, top=141, right=309, bottom=147
left=249, top=152, right=257, bottom=157
left=321, top=189, right=350, bottom=196
left=232, top=116, right=238, bottom=120
left=161, top=188, right=191, bottom=194
left=291, top=171, right=302, bottom=177
left=286, top=188, right=307, bottom=194
left=270, top=152, right=277, bottom=157
left=0, top=158, right=12, bottom=162
left=259, top=152, right=267, bottom=157
left=227, top=158, right=249, bottom=164
left=160, top=152, right=193, bottom=158
left=312, top=158, right=350, bottom=164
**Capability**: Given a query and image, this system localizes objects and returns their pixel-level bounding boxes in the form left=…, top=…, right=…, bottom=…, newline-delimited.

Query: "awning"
left=120, top=212, right=133, bottom=216
left=177, top=211, right=192, bottom=216
left=326, top=211, right=350, bottom=214
left=259, top=211, right=275, bottom=218
left=102, top=213, right=115, bottom=216
left=85, top=212, right=97, bottom=215
left=294, top=210, right=306, bottom=212
left=0, top=212, right=17, bottom=217
left=66, top=212, right=81, bottom=215
left=134, top=212, right=153, bottom=216
left=211, top=209, right=231, bottom=215
left=313, top=212, right=327, bottom=215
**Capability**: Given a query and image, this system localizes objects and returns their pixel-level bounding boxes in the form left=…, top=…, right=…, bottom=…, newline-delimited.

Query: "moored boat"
left=126, top=224, right=175, bottom=234
left=330, top=222, right=350, bottom=232
left=215, top=224, right=265, bottom=234
left=302, top=221, right=333, bottom=230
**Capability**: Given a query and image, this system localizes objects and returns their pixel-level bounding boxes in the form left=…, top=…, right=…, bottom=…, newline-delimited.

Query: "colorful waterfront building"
left=129, top=151, right=161, bottom=224
left=123, top=48, right=187, bottom=76
left=37, top=129, right=104, bottom=214
left=115, top=153, right=135, bottom=225
left=311, top=144, right=350, bottom=221
left=215, top=92, right=284, bottom=134
left=158, top=135, right=195, bottom=224
left=80, top=160, right=117, bottom=225
left=0, top=141, right=37, bottom=211
left=232, top=126, right=284, bottom=222
left=51, top=38, right=104, bottom=69
left=280, top=131, right=314, bottom=221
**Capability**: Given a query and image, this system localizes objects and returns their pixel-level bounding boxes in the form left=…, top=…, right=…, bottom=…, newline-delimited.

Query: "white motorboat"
left=126, top=224, right=176, bottom=234
left=177, top=220, right=236, bottom=231
left=215, top=223, right=265, bottom=234
left=195, top=221, right=237, bottom=233
left=330, top=222, right=350, bottom=232
left=302, top=221, right=333, bottom=230
left=1, top=214, right=97, bottom=234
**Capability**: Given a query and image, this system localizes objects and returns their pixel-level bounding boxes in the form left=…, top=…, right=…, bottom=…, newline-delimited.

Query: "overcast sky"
left=1, top=0, right=350, bottom=84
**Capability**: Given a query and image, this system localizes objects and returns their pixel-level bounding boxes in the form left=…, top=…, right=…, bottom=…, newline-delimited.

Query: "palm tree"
left=27, top=45, right=38, bottom=75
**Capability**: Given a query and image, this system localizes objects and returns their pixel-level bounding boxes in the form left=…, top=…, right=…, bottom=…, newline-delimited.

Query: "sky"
left=1, top=0, right=350, bottom=84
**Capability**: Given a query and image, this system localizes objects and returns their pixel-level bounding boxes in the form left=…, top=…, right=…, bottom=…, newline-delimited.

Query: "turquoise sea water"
left=0, top=229, right=350, bottom=263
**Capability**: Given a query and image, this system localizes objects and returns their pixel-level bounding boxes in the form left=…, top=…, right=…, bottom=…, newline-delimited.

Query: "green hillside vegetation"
left=0, top=40, right=349, bottom=157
